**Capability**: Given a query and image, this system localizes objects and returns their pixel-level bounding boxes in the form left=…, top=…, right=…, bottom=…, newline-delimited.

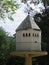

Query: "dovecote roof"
left=16, top=15, right=40, bottom=31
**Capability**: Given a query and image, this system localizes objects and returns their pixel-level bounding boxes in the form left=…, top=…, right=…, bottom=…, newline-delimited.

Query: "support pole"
left=25, top=54, right=32, bottom=65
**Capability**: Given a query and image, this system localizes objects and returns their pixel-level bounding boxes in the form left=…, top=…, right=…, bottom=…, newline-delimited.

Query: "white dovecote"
left=16, top=15, right=41, bottom=51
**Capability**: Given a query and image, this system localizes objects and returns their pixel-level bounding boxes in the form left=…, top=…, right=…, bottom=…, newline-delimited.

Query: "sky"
left=0, top=0, right=45, bottom=36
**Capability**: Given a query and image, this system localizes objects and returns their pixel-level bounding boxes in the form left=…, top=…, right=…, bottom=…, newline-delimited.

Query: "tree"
left=0, top=27, right=6, bottom=46
left=0, top=0, right=19, bottom=20
left=42, top=0, right=49, bottom=5
left=0, top=27, right=16, bottom=65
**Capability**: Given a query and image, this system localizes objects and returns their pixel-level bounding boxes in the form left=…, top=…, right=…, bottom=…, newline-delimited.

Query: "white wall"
left=16, top=29, right=41, bottom=51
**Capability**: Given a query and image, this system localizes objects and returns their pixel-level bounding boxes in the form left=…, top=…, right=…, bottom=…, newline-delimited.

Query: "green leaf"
left=0, top=0, right=19, bottom=20
left=8, top=16, right=14, bottom=21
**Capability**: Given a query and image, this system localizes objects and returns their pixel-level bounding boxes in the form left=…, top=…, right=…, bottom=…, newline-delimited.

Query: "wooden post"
left=25, top=54, right=32, bottom=65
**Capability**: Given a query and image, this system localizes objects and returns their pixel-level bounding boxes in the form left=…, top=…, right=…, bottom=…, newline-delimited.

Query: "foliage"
left=0, top=27, right=16, bottom=65
left=0, top=0, right=19, bottom=20
left=42, top=0, right=49, bottom=5
left=0, top=27, right=6, bottom=46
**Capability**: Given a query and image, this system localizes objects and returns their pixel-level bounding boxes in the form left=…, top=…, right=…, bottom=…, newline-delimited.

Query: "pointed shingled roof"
left=16, top=15, right=40, bottom=31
